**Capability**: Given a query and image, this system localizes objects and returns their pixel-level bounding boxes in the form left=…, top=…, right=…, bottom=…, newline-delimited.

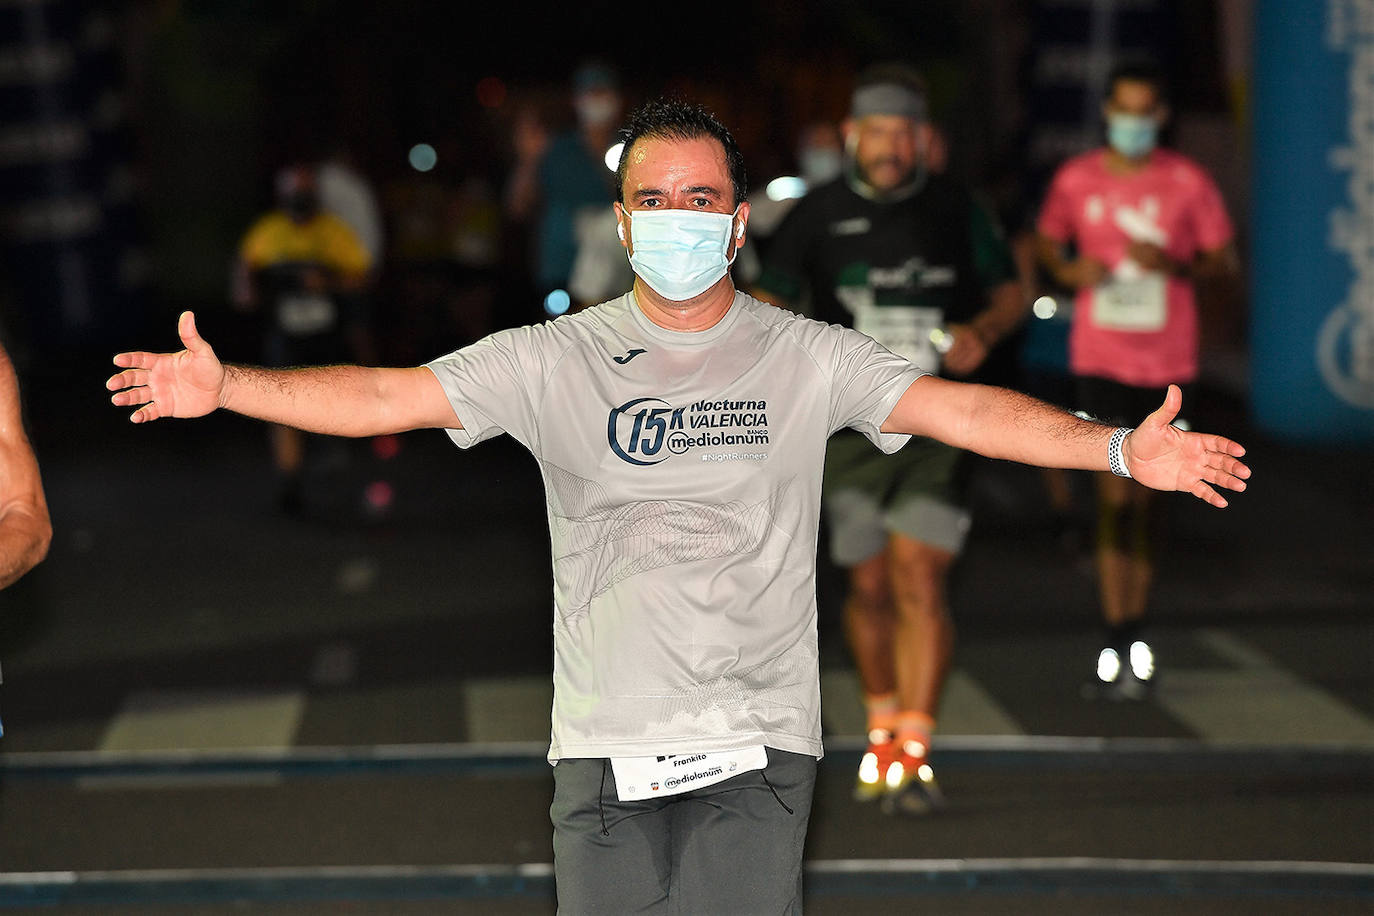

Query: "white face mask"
left=624, top=205, right=742, bottom=301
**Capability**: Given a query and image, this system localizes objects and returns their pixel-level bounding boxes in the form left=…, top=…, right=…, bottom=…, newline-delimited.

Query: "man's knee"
left=887, top=537, right=954, bottom=614
left=846, top=551, right=891, bottom=612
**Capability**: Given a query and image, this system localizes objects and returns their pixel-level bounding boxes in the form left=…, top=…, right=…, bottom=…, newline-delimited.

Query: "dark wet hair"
left=1106, top=58, right=1168, bottom=102
left=615, top=98, right=747, bottom=206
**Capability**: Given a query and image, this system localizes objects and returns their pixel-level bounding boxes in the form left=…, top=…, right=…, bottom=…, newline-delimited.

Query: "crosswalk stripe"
left=818, top=669, right=1028, bottom=738
left=83, top=689, right=305, bottom=789
left=1158, top=629, right=1374, bottom=744
left=463, top=677, right=553, bottom=743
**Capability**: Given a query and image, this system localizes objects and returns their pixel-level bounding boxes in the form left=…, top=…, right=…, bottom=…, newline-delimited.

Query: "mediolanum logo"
left=607, top=398, right=685, bottom=466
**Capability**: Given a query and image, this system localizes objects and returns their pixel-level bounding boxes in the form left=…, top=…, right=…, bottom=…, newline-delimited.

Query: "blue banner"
left=1251, top=0, right=1374, bottom=442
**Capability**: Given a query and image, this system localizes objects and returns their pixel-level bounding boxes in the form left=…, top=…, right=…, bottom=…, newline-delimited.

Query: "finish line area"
left=1, top=737, right=1368, bottom=913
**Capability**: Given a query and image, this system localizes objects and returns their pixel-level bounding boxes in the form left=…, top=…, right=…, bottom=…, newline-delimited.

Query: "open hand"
left=107, top=311, right=225, bottom=423
left=1124, top=385, right=1250, bottom=507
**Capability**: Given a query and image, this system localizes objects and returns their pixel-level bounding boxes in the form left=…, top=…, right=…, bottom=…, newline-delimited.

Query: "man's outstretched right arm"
left=107, top=311, right=461, bottom=436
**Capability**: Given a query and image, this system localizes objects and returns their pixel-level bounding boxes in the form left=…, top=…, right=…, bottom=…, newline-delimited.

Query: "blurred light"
left=408, top=143, right=437, bottom=172
left=1097, top=647, right=1121, bottom=683
left=929, top=327, right=954, bottom=354
left=884, top=761, right=904, bottom=789
left=765, top=175, right=807, bottom=201
left=902, top=739, right=926, bottom=759
left=857, top=751, right=880, bottom=785
left=364, top=480, right=394, bottom=513
left=544, top=288, right=571, bottom=316
left=475, top=76, right=506, bottom=109
left=917, top=763, right=935, bottom=783
left=371, top=434, right=401, bottom=461
left=604, top=141, right=624, bottom=173
left=1129, top=640, right=1155, bottom=681
left=1032, top=295, right=1058, bottom=320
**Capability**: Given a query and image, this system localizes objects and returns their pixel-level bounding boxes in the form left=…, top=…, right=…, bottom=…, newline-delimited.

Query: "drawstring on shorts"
left=598, top=759, right=610, bottom=835
left=760, top=768, right=794, bottom=815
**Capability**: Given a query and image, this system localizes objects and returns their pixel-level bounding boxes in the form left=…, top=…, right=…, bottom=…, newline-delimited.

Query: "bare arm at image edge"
left=107, top=311, right=462, bottom=437
left=0, top=346, right=51, bottom=588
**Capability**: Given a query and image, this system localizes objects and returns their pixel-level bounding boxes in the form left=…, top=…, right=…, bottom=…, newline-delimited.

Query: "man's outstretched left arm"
left=882, top=376, right=1249, bottom=508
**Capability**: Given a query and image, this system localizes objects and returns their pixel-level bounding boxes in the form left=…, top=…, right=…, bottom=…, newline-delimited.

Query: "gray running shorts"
left=550, top=747, right=817, bottom=914
left=823, top=432, right=972, bottom=564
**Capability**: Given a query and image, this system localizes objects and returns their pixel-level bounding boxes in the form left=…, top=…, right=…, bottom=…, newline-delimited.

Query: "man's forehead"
left=1110, top=80, right=1161, bottom=106
left=625, top=135, right=729, bottom=184
left=856, top=113, right=920, bottom=131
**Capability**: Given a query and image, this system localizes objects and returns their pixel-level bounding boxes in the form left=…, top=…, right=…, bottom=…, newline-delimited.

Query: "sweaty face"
left=616, top=135, right=743, bottom=251
left=852, top=114, right=921, bottom=192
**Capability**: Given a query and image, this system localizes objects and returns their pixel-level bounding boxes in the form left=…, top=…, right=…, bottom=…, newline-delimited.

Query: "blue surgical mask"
left=1106, top=113, right=1158, bottom=159
left=625, top=205, right=742, bottom=301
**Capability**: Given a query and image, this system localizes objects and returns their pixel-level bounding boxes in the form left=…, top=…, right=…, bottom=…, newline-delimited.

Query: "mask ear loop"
left=727, top=203, right=745, bottom=266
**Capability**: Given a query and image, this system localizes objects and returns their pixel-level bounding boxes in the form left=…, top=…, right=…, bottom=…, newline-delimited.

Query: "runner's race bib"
left=853, top=303, right=944, bottom=370
left=611, top=745, right=768, bottom=801
left=1091, top=273, right=1166, bottom=332
left=276, top=294, right=337, bottom=337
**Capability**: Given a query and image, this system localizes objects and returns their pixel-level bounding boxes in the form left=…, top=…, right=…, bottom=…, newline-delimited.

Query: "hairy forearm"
left=960, top=385, right=1114, bottom=469
left=220, top=364, right=440, bottom=437
left=887, top=377, right=1114, bottom=471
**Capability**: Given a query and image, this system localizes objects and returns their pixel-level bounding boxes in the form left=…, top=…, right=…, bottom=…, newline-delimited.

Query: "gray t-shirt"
left=426, top=290, right=924, bottom=761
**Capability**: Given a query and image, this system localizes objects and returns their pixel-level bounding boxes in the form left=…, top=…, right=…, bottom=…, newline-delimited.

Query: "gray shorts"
left=824, top=432, right=972, bottom=564
left=550, top=747, right=817, bottom=914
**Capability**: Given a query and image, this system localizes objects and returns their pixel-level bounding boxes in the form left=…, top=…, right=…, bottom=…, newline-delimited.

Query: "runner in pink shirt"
left=1036, top=59, right=1238, bottom=699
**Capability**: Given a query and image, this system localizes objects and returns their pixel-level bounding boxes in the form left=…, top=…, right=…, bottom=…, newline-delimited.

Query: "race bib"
left=276, top=294, right=337, bottom=336
left=1091, top=274, right=1167, bottom=332
left=610, top=745, right=768, bottom=801
left=853, top=303, right=944, bottom=369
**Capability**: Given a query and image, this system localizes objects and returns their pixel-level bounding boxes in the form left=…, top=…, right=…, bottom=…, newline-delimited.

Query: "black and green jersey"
left=759, top=172, right=1015, bottom=376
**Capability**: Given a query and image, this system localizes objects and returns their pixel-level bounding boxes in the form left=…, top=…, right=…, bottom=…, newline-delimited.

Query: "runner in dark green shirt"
left=757, top=63, right=1024, bottom=816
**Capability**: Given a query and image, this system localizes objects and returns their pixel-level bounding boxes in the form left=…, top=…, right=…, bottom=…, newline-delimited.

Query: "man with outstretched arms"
left=109, top=100, right=1249, bottom=914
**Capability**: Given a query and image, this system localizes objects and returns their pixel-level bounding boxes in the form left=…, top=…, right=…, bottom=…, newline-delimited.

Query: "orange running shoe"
left=853, top=728, right=898, bottom=802
left=880, top=737, right=946, bottom=816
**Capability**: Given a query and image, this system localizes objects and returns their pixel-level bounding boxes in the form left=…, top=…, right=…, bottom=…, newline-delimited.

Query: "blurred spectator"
left=232, top=164, right=374, bottom=513
left=568, top=206, right=633, bottom=309
left=383, top=146, right=502, bottom=361
left=505, top=61, right=622, bottom=308
left=756, top=64, right=1024, bottom=817
left=733, top=122, right=845, bottom=295
left=318, top=146, right=386, bottom=268
left=1035, top=59, right=1238, bottom=698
